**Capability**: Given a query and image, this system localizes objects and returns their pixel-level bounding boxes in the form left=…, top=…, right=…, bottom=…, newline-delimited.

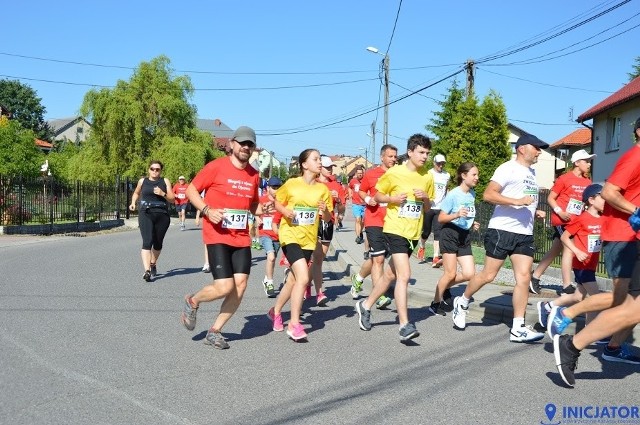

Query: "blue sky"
left=2, top=1, right=639, bottom=165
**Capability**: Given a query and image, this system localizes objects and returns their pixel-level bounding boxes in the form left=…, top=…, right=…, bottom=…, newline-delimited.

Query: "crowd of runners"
left=131, top=120, right=640, bottom=388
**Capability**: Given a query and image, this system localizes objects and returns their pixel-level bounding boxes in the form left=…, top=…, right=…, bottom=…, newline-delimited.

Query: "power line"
left=477, top=68, right=615, bottom=93
left=385, top=0, right=403, bottom=55
left=509, top=118, right=580, bottom=126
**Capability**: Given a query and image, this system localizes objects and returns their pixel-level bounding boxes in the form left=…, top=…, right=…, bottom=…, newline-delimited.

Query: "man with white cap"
left=530, top=148, right=596, bottom=296
left=173, top=175, right=189, bottom=230
left=416, top=153, right=451, bottom=268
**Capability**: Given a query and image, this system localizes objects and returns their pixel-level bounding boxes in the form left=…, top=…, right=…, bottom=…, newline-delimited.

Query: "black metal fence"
left=0, top=174, right=132, bottom=230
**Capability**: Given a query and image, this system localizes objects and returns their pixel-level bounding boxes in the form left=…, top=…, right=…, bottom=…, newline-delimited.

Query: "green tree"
left=426, top=79, right=465, bottom=154
left=476, top=90, right=511, bottom=192
left=628, top=56, right=640, bottom=81
left=0, top=79, right=53, bottom=141
left=0, top=117, right=45, bottom=176
left=79, top=55, right=216, bottom=181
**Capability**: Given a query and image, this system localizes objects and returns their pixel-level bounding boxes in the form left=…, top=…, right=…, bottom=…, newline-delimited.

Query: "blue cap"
left=267, top=177, right=282, bottom=187
left=582, top=183, right=603, bottom=203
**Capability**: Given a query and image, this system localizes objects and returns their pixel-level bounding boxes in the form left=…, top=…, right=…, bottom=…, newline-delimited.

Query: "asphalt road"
left=1, top=224, right=638, bottom=425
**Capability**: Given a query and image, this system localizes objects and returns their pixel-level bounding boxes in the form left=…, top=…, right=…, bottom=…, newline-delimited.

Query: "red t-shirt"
left=172, top=183, right=189, bottom=205
left=349, top=177, right=365, bottom=205
left=564, top=211, right=602, bottom=271
left=360, top=166, right=387, bottom=228
left=191, top=156, right=259, bottom=246
left=258, top=193, right=278, bottom=240
left=602, top=145, right=640, bottom=242
left=549, top=172, right=591, bottom=226
left=321, top=176, right=345, bottom=216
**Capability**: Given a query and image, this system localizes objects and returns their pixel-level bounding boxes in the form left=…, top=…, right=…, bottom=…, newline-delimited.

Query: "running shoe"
left=363, top=251, right=370, bottom=261
left=529, top=276, right=541, bottom=294
left=267, top=307, right=284, bottom=332
left=263, top=279, right=275, bottom=298
left=316, top=291, right=328, bottom=307
left=547, top=306, right=572, bottom=339
left=280, top=268, right=291, bottom=292
left=554, top=334, right=580, bottom=387
left=180, top=223, right=185, bottom=231
left=601, top=344, right=640, bottom=364
left=536, top=301, right=550, bottom=328
left=375, top=295, right=392, bottom=309
left=202, top=264, right=210, bottom=273
left=431, top=256, right=443, bottom=268
left=441, top=289, right=454, bottom=312
left=303, top=284, right=312, bottom=300
left=561, top=283, right=577, bottom=295
left=416, top=246, right=425, bottom=261
left=595, top=336, right=611, bottom=345
left=356, top=300, right=372, bottom=331
left=452, top=296, right=468, bottom=330
left=428, top=301, right=446, bottom=317
left=509, top=324, right=545, bottom=343
left=399, top=323, right=420, bottom=341
left=350, top=274, right=363, bottom=299
left=204, top=330, right=229, bottom=350
left=287, top=323, right=307, bottom=341
left=279, top=255, right=290, bottom=268
left=180, top=294, right=198, bottom=331
left=150, top=264, right=157, bottom=277
left=143, top=270, right=151, bottom=282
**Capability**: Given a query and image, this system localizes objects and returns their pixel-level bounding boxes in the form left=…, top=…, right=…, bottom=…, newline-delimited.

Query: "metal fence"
left=0, top=174, right=132, bottom=229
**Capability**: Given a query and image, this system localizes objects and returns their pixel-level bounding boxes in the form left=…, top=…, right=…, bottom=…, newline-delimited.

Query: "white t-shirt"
left=487, top=160, right=539, bottom=235
left=429, top=168, right=451, bottom=209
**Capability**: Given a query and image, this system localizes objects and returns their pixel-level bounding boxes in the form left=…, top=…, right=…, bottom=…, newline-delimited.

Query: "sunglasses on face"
left=235, top=140, right=255, bottom=148
left=150, top=167, right=161, bottom=171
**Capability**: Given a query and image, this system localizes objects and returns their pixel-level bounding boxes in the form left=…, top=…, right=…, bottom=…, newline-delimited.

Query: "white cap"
left=178, top=175, right=186, bottom=180
left=434, top=154, right=446, bottom=163
left=321, top=156, right=334, bottom=167
left=570, top=149, right=596, bottom=163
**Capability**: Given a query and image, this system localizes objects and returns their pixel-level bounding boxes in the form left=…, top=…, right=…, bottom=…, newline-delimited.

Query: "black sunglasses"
left=235, top=140, right=255, bottom=147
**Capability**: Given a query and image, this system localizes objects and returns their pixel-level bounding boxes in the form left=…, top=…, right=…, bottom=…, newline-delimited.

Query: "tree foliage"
left=0, top=117, right=45, bottom=176
left=0, top=79, right=53, bottom=141
left=78, top=55, right=218, bottom=182
left=628, top=56, right=640, bottom=81
left=428, top=82, right=511, bottom=194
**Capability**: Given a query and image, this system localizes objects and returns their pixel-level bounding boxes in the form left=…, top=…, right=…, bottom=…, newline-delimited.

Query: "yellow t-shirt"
left=276, top=177, right=333, bottom=250
left=376, top=163, right=435, bottom=240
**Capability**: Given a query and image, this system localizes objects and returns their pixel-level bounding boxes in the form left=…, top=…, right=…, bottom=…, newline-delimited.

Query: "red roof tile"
left=549, top=127, right=591, bottom=148
left=35, top=139, right=53, bottom=149
left=578, top=76, right=640, bottom=122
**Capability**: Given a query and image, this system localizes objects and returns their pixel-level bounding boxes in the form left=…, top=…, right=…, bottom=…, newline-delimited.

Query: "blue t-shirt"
left=439, top=186, right=476, bottom=230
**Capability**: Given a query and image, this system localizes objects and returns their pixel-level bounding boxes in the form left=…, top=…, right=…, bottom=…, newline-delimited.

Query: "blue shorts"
left=352, top=204, right=365, bottom=219
left=260, top=236, right=280, bottom=255
left=175, top=203, right=188, bottom=212
left=573, top=269, right=596, bottom=285
left=603, top=241, right=638, bottom=279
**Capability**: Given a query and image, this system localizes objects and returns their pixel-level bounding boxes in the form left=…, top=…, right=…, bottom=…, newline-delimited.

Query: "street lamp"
left=366, top=47, right=389, bottom=147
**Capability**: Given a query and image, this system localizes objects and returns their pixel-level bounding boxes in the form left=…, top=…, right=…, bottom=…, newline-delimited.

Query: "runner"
left=350, top=144, right=398, bottom=312
left=416, top=154, right=451, bottom=267
left=179, top=126, right=269, bottom=350
left=451, top=134, right=548, bottom=343
left=267, top=148, right=332, bottom=341
left=349, top=166, right=366, bottom=244
left=355, top=134, right=434, bottom=342
left=258, top=177, right=283, bottom=298
left=173, top=176, right=189, bottom=230
left=529, top=149, right=595, bottom=294
left=429, top=162, right=480, bottom=316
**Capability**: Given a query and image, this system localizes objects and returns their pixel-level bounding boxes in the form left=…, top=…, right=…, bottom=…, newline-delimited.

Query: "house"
left=48, top=116, right=91, bottom=145
left=507, top=123, right=556, bottom=189
left=248, top=149, right=282, bottom=176
left=577, top=76, right=640, bottom=182
left=548, top=127, right=592, bottom=178
left=196, top=118, right=234, bottom=153
left=35, top=139, right=53, bottom=153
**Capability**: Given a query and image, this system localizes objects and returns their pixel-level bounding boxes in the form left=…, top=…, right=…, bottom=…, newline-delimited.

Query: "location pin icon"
left=545, top=403, right=556, bottom=421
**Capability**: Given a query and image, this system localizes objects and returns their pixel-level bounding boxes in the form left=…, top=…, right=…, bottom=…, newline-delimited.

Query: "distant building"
left=507, top=123, right=556, bottom=189
left=48, top=117, right=92, bottom=145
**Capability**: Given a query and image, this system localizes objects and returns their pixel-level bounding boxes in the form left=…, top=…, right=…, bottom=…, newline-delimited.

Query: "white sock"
left=356, top=273, right=364, bottom=283
left=513, top=317, right=525, bottom=328
left=460, top=295, right=471, bottom=307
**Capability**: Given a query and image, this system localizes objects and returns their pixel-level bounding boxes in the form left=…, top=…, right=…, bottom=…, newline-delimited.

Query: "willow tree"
left=76, top=55, right=217, bottom=182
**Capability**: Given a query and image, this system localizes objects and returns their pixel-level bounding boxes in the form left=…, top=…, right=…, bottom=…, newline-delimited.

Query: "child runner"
left=268, top=148, right=333, bottom=341
left=258, top=177, right=283, bottom=298
left=429, top=162, right=480, bottom=316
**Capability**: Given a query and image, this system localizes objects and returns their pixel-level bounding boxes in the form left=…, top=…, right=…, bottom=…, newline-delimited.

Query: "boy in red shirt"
left=258, top=177, right=283, bottom=297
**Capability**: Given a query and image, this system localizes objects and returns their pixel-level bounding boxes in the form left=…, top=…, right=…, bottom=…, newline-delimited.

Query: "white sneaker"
left=202, top=264, right=210, bottom=273
left=510, top=324, right=545, bottom=343
left=452, top=296, right=468, bottom=330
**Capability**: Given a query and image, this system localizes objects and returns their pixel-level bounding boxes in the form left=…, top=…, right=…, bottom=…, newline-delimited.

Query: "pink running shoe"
left=267, top=307, right=284, bottom=332
left=287, top=323, right=307, bottom=341
left=303, top=284, right=312, bottom=300
left=279, top=254, right=290, bottom=268
left=316, top=291, right=328, bottom=307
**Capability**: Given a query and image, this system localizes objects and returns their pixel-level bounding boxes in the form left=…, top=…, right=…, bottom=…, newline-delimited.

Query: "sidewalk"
left=329, top=213, right=611, bottom=337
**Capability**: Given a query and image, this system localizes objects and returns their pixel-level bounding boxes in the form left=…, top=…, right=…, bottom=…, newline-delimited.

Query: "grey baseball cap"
left=232, top=126, right=256, bottom=145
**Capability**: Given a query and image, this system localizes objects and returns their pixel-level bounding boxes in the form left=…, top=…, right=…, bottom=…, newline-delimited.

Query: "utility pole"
left=465, top=59, right=475, bottom=97
left=268, top=151, right=274, bottom=177
left=383, top=55, right=389, bottom=147
left=370, top=120, right=376, bottom=167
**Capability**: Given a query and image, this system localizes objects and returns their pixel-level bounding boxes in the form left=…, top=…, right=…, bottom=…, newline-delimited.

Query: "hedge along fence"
left=0, top=174, right=133, bottom=234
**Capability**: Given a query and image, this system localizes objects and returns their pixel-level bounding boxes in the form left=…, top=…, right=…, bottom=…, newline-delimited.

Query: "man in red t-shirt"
left=553, top=117, right=640, bottom=387
left=530, top=149, right=594, bottom=295
left=349, top=144, right=398, bottom=309
left=173, top=176, right=189, bottom=230
left=349, top=166, right=366, bottom=244
left=179, top=126, right=271, bottom=350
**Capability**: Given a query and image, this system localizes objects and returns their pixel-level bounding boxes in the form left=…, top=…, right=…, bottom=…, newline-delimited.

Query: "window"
left=76, top=126, right=83, bottom=133
left=606, top=117, right=621, bottom=152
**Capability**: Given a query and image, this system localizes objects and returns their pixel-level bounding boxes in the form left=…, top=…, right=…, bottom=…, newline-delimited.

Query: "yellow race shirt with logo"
left=276, top=177, right=333, bottom=250
left=376, top=164, right=435, bottom=240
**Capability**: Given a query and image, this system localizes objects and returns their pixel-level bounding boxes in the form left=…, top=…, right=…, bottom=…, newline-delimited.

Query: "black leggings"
left=138, top=210, right=170, bottom=250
